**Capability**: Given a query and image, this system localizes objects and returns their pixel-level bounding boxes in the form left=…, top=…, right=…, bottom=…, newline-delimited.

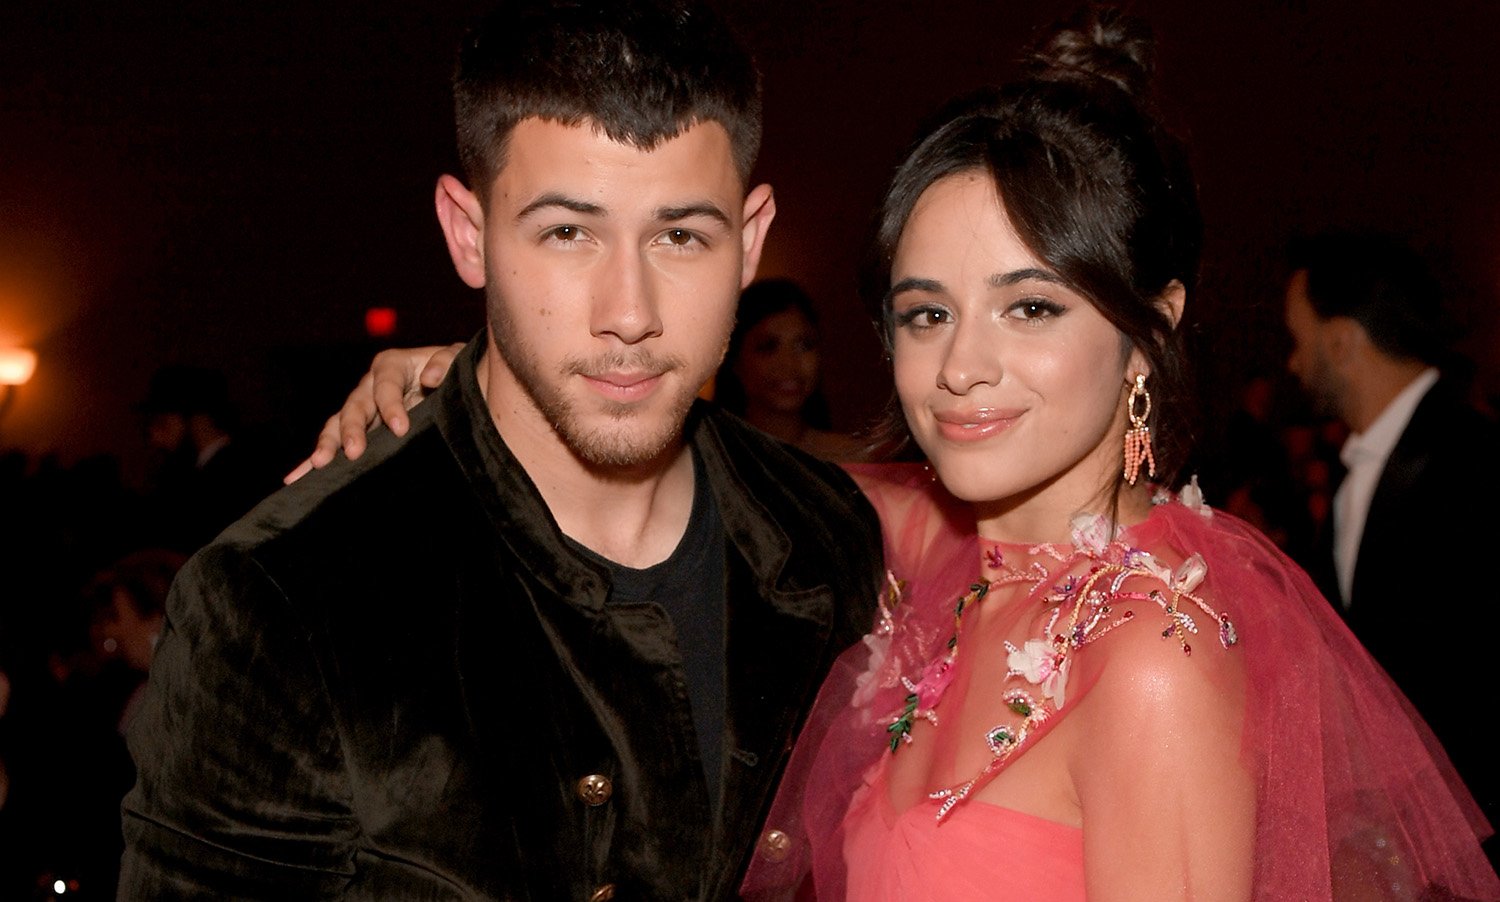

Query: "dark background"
left=4, top=0, right=1499, bottom=482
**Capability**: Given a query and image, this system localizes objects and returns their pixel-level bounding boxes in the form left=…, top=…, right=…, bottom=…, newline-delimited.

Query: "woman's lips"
left=931, top=407, right=1022, bottom=443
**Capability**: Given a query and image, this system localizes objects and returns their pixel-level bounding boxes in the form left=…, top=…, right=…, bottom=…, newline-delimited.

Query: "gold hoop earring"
left=1123, top=373, right=1156, bottom=486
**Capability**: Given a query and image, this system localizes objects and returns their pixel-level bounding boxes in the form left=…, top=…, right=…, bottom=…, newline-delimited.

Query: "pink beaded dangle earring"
left=1123, top=373, right=1156, bottom=485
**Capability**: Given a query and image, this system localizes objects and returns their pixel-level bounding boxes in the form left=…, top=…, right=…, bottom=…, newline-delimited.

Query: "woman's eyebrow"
left=990, top=267, right=1064, bottom=287
left=888, top=276, right=944, bottom=296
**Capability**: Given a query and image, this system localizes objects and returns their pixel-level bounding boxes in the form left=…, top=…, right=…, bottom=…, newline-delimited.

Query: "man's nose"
left=590, top=249, right=663, bottom=344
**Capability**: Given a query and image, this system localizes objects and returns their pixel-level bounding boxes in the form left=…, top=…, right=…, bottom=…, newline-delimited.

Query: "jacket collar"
left=433, top=333, right=830, bottom=604
left=432, top=334, right=610, bottom=604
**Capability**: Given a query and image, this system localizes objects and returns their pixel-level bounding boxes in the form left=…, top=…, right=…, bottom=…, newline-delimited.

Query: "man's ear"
left=738, top=183, right=777, bottom=289
left=435, top=174, right=487, bottom=289
left=1157, top=279, right=1187, bottom=329
left=1324, top=316, right=1367, bottom=363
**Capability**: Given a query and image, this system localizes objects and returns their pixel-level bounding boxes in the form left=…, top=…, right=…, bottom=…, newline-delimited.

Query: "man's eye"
left=546, top=226, right=581, bottom=241
left=660, top=228, right=699, bottom=247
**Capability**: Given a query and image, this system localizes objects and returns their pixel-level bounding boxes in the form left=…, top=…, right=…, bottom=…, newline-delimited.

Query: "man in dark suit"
left=118, top=2, right=884, bottom=898
left=137, top=365, right=283, bottom=553
left=1283, top=230, right=1500, bottom=861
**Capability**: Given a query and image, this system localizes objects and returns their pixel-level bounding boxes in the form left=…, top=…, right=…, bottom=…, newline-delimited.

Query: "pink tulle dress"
left=741, top=463, right=1499, bottom=901
left=841, top=754, right=1085, bottom=901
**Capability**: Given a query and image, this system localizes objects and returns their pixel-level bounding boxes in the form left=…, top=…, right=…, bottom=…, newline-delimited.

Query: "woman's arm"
left=283, top=343, right=463, bottom=483
left=1071, top=594, right=1254, bottom=901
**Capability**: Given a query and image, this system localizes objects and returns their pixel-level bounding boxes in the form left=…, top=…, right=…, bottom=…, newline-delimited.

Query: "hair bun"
left=1030, top=5, right=1155, bottom=99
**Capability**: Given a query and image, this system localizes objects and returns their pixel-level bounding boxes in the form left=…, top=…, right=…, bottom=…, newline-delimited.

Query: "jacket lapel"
left=1350, top=388, right=1438, bottom=608
left=692, top=412, right=841, bottom=896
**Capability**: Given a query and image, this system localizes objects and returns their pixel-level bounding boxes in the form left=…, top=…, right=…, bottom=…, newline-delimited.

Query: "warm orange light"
left=0, top=348, right=37, bottom=386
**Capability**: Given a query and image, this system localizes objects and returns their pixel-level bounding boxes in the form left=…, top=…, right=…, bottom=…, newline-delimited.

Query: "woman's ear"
left=1157, top=280, right=1187, bottom=329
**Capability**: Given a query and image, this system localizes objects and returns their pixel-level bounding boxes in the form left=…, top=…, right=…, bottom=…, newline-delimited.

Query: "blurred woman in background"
left=714, top=278, right=869, bottom=461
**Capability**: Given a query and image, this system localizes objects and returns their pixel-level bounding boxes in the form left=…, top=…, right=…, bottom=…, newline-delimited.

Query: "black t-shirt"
left=570, top=451, right=727, bottom=814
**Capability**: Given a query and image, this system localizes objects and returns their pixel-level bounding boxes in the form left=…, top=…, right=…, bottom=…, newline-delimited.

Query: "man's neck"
left=477, top=351, right=698, bottom=569
left=1346, top=358, right=1432, bottom=434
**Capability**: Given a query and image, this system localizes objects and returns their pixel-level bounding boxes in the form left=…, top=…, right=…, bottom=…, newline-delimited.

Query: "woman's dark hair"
left=863, top=6, right=1203, bottom=487
left=714, top=278, right=834, bottom=429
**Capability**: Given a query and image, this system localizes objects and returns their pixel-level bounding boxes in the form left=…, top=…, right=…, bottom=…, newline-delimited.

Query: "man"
left=118, top=2, right=884, bottom=897
left=1283, top=229, right=1499, bottom=857
left=137, top=364, right=282, bottom=554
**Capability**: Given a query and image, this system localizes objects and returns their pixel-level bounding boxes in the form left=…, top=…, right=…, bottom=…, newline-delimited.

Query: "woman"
left=713, top=278, right=869, bottom=461
left=295, top=10, right=1497, bottom=898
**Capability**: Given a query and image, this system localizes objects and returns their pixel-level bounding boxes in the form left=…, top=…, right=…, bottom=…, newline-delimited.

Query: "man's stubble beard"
left=486, top=285, right=719, bottom=469
left=1300, top=349, right=1348, bottom=424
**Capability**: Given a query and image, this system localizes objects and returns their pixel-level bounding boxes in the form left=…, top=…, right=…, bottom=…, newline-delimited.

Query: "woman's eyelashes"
left=893, top=303, right=953, bottom=331
left=892, top=294, right=1067, bottom=332
left=1006, top=297, right=1067, bottom=323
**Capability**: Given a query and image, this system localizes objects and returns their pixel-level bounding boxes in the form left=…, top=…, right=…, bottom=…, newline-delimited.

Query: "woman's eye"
left=895, top=306, right=952, bottom=329
left=1009, top=298, right=1066, bottom=321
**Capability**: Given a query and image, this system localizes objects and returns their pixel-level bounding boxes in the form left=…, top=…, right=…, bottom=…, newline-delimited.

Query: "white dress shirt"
left=1332, top=367, right=1439, bottom=607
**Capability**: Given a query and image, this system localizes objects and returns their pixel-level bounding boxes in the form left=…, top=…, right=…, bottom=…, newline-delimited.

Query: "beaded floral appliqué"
left=882, top=504, right=1239, bottom=821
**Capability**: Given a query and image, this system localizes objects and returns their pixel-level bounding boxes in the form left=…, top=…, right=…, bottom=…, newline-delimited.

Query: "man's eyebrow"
left=991, top=268, right=1064, bottom=287
left=515, top=193, right=604, bottom=221
left=656, top=202, right=732, bottom=229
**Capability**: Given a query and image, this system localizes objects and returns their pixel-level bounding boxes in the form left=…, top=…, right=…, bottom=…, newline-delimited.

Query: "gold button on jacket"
left=758, top=829, right=791, bottom=862
left=577, top=774, right=613, bottom=806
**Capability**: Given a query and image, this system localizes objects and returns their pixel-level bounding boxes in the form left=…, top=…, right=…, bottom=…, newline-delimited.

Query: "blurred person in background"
left=713, top=278, right=870, bottom=461
left=83, top=549, right=184, bottom=734
left=0, top=548, right=181, bottom=901
left=1283, top=229, right=1500, bottom=863
left=137, top=365, right=283, bottom=554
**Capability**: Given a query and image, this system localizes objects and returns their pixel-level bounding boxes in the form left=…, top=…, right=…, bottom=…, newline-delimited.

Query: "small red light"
left=365, top=307, right=398, bottom=338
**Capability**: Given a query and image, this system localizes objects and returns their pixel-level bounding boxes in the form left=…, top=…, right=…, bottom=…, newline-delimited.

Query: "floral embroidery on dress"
left=880, top=499, right=1239, bottom=821
left=852, top=571, right=906, bottom=711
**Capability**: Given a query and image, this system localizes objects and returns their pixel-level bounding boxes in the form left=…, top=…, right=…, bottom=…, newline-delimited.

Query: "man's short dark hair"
left=453, top=0, right=762, bottom=194
left=1287, top=230, right=1450, bottom=364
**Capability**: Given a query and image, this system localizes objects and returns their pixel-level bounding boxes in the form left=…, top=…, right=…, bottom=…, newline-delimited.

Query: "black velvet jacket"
left=119, top=339, right=884, bottom=900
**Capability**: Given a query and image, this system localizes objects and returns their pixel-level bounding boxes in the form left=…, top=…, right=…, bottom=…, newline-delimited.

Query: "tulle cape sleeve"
left=740, top=472, right=1498, bottom=900
left=1148, top=503, right=1497, bottom=899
